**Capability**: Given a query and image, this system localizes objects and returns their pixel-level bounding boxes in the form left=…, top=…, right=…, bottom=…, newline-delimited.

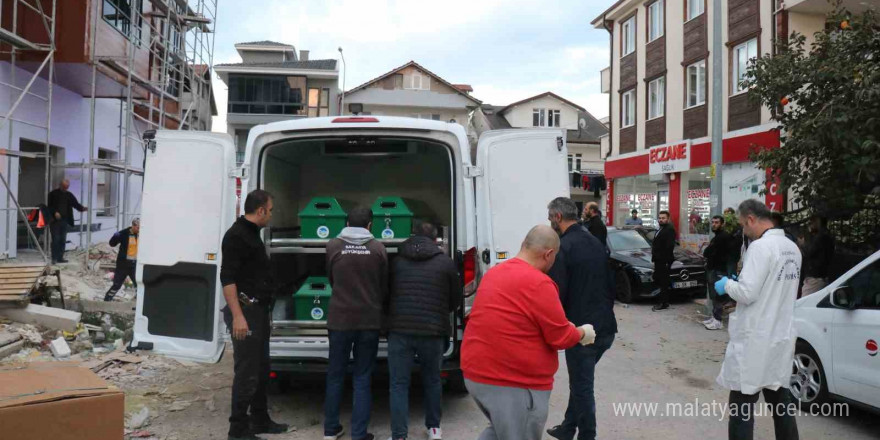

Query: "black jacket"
left=652, top=224, right=676, bottom=266
left=220, top=217, right=275, bottom=301
left=703, top=229, right=731, bottom=271
left=549, top=225, right=617, bottom=335
left=584, top=215, right=607, bottom=248
left=803, top=230, right=835, bottom=279
left=109, top=227, right=138, bottom=266
left=47, top=189, right=85, bottom=226
left=389, top=236, right=462, bottom=337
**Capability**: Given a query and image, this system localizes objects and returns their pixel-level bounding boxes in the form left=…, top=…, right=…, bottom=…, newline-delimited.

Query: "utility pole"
left=338, top=47, right=346, bottom=116
left=710, top=0, right=723, bottom=217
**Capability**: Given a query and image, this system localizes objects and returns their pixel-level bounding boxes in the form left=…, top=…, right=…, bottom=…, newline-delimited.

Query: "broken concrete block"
left=0, top=339, right=24, bottom=360
left=127, top=407, right=151, bottom=429
left=0, top=304, right=81, bottom=332
left=49, top=337, right=71, bottom=358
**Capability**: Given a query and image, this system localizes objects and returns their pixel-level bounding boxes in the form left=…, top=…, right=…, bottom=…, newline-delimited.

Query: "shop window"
left=613, top=175, right=661, bottom=227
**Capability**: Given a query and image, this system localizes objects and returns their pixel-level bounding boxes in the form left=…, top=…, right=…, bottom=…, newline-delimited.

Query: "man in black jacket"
left=701, top=215, right=730, bottom=329
left=547, top=198, right=616, bottom=440
left=104, top=218, right=140, bottom=301
left=581, top=202, right=607, bottom=248
left=387, top=220, right=462, bottom=440
left=652, top=210, right=676, bottom=312
left=47, top=179, right=87, bottom=264
left=220, top=190, right=289, bottom=440
left=800, top=215, right=835, bottom=296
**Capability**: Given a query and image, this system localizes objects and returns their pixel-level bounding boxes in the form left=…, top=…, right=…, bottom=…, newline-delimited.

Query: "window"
left=103, top=0, right=143, bottom=42
left=622, top=16, right=636, bottom=56
left=648, top=76, right=665, bottom=119
left=687, top=0, right=704, bottom=21
left=228, top=75, right=305, bottom=115
left=842, top=260, right=880, bottom=309
left=575, top=154, right=582, bottom=170
left=568, top=154, right=573, bottom=171
left=549, top=110, right=561, bottom=127
left=648, top=0, right=664, bottom=42
left=532, top=108, right=546, bottom=127
left=307, top=88, right=329, bottom=117
left=406, top=73, right=430, bottom=90
left=686, top=60, right=706, bottom=108
left=732, top=39, right=758, bottom=94
left=622, top=89, right=636, bottom=127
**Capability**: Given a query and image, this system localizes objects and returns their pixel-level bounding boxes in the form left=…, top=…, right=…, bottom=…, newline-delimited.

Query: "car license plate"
left=674, top=280, right=698, bottom=289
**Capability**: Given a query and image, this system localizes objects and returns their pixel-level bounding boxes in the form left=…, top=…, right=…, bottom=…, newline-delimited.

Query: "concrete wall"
left=0, top=62, right=146, bottom=259
left=502, top=95, right=582, bottom=129
left=789, top=11, right=826, bottom=49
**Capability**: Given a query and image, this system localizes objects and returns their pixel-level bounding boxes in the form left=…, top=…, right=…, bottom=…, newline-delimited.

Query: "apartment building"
left=0, top=0, right=216, bottom=259
left=215, top=41, right=340, bottom=162
left=592, top=0, right=854, bottom=247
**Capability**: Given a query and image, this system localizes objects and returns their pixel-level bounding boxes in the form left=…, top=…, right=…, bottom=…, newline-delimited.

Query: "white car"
left=791, top=250, right=880, bottom=412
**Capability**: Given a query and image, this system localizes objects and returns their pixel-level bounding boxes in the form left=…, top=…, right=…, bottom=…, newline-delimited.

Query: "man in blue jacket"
left=546, top=197, right=617, bottom=440
left=104, top=218, right=140, bottom=301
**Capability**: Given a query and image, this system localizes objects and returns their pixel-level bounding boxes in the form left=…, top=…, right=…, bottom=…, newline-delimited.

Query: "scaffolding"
left=0, top=0, right=218, bottom=264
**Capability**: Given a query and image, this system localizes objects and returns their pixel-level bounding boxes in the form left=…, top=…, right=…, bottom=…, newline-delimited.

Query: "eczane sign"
left=649, top=140, right=691, bottom=176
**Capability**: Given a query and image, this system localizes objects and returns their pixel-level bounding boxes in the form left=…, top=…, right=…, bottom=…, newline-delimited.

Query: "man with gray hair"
left=713, top=199, right=800, bottom=440
left=104, top=218, right=140, bottom=301
left=462, top=225, right=596, bottom=440
left=546, top=198, right=616, bottom=440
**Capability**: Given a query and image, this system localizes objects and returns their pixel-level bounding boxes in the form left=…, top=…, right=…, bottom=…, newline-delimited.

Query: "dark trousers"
left=558, top=332, right=615, bottom=440
left=223, top=303, right=271, bottom=437
left=324, top=330, right=380, bottom=440
left=388, top=332, right=444, bottom=439
left=655, top=263, right=672, bottom=304
left=105, top=261, right=137, bottom=298
left=50, top=221, right=68, bottom=262
left=707, top=269, right=728, bottom=320
left=729, top=388, right=799, bottom=440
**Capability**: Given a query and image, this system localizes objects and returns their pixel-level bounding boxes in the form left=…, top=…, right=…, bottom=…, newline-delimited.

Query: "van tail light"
left=463, top=247, right=477, bottom=286
left=269, top=371, right=278, bottom=379
left=332, top=117, right=379, bottom=123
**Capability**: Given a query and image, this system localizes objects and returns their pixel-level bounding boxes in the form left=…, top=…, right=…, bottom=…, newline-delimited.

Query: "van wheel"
left=790, top=340, right=828, bottom=407
left=445, top=370, right=468, bottom=395
left=615, top=270, right=634, bottom=303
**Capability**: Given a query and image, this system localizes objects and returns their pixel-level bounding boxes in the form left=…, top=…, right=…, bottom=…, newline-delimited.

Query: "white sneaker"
left=700, top=317, right=714, bottom=325
left=704, top=318, right=724, bottom=330
left=427, top=427, right=442, bottom=440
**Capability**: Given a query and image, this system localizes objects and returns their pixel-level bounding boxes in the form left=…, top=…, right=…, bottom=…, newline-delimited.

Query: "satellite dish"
left=578, top=117, right=587, bottom=129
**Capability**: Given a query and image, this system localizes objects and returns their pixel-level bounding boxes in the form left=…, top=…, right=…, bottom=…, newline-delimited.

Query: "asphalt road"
left=144, top=300, right=879, bottom=440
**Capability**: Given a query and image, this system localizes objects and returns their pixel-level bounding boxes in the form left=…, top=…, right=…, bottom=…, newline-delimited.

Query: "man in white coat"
left=713, top=199, right=800, bottom=440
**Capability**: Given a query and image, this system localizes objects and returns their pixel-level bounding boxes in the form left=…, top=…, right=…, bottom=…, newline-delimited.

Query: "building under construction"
left=0, top=0, right=218, bottom=261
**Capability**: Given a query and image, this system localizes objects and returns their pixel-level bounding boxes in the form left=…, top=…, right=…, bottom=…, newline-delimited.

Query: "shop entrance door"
left=657, top=186, right=670, bottom=215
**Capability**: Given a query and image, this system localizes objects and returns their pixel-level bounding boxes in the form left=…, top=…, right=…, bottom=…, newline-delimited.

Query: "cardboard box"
left=0, top=362, right=124, bottom=440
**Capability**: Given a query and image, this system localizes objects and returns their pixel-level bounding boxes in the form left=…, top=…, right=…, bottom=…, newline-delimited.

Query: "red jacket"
left=462, top=258, right=582, bottom=391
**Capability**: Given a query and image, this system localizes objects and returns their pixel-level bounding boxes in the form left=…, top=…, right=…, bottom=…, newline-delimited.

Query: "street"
left=128, top=299, right=880, bottom=440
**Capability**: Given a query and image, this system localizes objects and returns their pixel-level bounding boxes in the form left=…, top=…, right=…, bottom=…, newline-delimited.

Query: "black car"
left=607, top=228, right=707, bottom=303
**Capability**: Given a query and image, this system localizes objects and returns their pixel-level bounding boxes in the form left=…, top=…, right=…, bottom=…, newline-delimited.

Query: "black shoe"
left=57, top=259, right=69, bottom=263
left=546, top=425, right=574, bottom=440
left=250, top=419, right=291, bottom=434
left=652, top=303, right=670, bottom=311
left=355, top=435, right=374, bottom=440
left=103, top=294, right=115, bottom=302
left=323, top=426, right=345, bottom=440
left=228, top=434, right=265, bottom=440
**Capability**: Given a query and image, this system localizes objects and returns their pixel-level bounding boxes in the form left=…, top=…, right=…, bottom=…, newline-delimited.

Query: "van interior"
left=258, top=136, right=455, bottom=336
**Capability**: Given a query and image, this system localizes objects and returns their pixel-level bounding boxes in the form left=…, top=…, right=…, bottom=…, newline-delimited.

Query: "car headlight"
left=632, top=266, right=653, bottom=282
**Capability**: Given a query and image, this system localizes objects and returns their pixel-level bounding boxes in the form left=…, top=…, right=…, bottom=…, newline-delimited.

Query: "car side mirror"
left=831, top=286, right=857, bottom=310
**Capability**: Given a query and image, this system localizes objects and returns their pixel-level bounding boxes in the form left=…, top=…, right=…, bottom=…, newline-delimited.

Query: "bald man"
left=462, top=226, right=596, bottom=440
left=47, top=179, right=87, bottom=264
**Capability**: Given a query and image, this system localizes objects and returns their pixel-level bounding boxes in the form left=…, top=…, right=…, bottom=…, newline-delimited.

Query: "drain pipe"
left=602, top=14, right=614, bottom=160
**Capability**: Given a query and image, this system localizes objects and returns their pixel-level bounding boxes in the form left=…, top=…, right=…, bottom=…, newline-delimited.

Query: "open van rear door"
left=474, top=129, right=569, bottom=273
left=132, top=131, right=237, bottom=363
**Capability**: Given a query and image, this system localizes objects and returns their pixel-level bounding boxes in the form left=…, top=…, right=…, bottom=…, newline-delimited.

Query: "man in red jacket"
left=462, top=225, right=596, bottom=440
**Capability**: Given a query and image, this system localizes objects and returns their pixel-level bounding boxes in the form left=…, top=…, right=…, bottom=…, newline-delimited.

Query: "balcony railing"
left=228, top=102, right=305, bottom=115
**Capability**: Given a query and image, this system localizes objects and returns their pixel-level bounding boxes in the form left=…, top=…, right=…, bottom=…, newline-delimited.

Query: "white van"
left=131, top=116, right=569, bottom=387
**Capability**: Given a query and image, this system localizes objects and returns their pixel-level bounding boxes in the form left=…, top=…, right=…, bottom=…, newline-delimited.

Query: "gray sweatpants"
left=465, top=379, right=551, bottom=440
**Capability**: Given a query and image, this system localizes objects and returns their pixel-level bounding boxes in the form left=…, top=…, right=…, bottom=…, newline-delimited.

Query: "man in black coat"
left=387, top=220, right=462, bottom=440
left=652, top=210, right=676, bottom=311
left=701, top=215, right=731, bottom=329
left=47, top=179, right=87, bottom=264
left=581, top=202, right=607, bottom=248
left=800, top=215, right=835, bottom=296
left=547, top=198, right=616, bottom=440
left=104, top=218, right=140, bottom=301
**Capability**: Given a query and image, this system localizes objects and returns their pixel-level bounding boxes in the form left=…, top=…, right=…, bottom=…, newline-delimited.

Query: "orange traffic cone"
left=36, top=211, right=45, bottom=229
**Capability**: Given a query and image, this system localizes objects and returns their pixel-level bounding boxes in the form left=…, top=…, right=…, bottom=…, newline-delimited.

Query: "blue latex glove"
left=714, top=276, right=730, bottom=296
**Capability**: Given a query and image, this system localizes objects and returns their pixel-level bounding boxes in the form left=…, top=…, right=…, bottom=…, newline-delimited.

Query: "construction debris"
left=48, top=337, right=71, bottom=358
left=127, top=407, right=152, bottom=430
left=167, top=400, right=192, bottom=412
left=0, top=303, right=81, bottom=332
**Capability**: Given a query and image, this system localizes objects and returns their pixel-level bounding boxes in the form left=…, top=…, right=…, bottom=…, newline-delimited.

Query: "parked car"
left=791, top=250, right=880, bottom=413
left=607, top=227, right=707, bottom=303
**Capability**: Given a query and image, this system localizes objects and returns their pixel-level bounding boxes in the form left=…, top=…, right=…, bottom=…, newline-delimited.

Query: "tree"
left=745, top=6, right=880, bottom=219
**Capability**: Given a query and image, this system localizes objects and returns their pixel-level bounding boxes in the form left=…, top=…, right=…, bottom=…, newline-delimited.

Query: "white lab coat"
left=717, top=229, right=802, bottom=395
